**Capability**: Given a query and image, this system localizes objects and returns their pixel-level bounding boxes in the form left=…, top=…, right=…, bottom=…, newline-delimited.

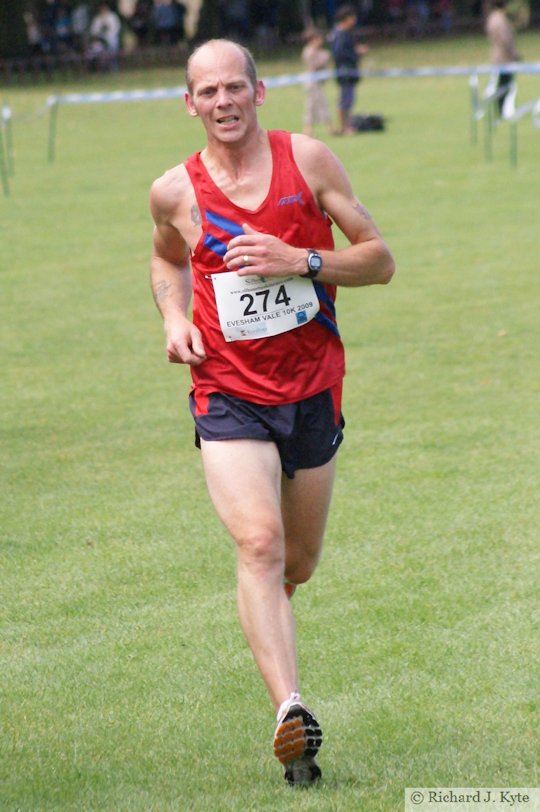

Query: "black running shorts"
left=189, top=384, right=345, bottom=479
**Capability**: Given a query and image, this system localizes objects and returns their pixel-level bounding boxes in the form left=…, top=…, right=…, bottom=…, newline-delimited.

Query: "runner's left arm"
left=223, top=136, right=394, bottom=287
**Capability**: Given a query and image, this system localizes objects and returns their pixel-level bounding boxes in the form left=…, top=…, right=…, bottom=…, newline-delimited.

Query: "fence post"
left=2, top=105, right=14, bottom=176
left=47, top=97, right=59, bottom=164
left=484, top=98, right=494, bottom=162
left=0, top=122, right=9, bottom=197
left=469, top=72, right=479, bottom=145
left=509, top=118, right=518, bottom=167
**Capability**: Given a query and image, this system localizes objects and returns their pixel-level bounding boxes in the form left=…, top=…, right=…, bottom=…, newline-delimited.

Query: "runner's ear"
left=184, top=92, right=198, bottom=117
left=255, top=80, right=266, bottom=107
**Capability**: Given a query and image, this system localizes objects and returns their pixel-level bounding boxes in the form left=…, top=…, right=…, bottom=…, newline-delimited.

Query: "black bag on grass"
left=351, top=114, right=386, bottom=132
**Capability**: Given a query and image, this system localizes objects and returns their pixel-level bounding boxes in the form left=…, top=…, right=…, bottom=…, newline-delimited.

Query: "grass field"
left=1, top=33, right=539, bottom=811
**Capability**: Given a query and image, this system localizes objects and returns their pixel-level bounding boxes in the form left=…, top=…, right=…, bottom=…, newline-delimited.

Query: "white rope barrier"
left=2, top=62, right=539, bottom=186
left=43, top=62, right=540, bottom=109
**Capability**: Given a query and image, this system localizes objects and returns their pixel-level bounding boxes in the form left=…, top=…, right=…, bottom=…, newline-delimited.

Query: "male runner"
left=149, top=38, right=394, bottom=786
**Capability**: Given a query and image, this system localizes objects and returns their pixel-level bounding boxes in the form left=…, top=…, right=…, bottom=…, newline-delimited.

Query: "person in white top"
left=301, top=27, right=336, bottom=137
left=485, top=0, right=520, bottom=115
left=90, top=3, right=122, bottom=52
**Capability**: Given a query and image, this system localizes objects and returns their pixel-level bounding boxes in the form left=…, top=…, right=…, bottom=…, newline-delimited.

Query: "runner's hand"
left=224, top=224, right=305, bottom=278
left=165, top=317, right=206, bottom=365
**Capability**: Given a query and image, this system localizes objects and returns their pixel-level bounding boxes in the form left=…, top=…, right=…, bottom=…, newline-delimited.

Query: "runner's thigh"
left=200, top=438, right=284, bottom=543
left=281, top=456, right=336, bottom=559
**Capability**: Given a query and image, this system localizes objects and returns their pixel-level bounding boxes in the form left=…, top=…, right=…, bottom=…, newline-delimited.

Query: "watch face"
left=309, top=253, right=322, bottom=271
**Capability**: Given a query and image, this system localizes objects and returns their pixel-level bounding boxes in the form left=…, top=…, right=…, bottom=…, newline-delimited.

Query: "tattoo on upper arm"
left=153, top=280, right=171, bottom=305
left=353, top=201, right=373, bottom=221
left=191, top=204, right=202, bottom=225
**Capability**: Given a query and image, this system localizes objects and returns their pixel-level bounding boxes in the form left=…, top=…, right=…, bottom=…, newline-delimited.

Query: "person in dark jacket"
left=330, top=4, right=368, bottom=134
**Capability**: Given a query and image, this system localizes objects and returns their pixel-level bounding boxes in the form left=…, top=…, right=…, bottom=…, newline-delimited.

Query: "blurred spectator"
left=131, top=0, right=153, bottom=46
left=88, top=3, right=122, bottom=68
left=152, top=0, right=186, bottom=45
left=218, top=0, right=250, bottom=39
left=118, top=0, right=138, bottom=19
left=117, top=0, right=140, bottom=52
left=38, top=0, right=60, bottom=53
left=485, top=0, right=520, bottom=114
left=405, top=0, right=430, bottom=36
left=301, top=27, right=335, bottom=137
left=24, top=10, right=44, bottom=55
left=89, top=3, right=122, bottom=51
left=72, top=2, right=90, bottom=51
left=55, top=3, right=73, bottom=51
left=330, top=4, right=368, bottom=134
left=175, top=1, right=187, bottom=41
left=434, top=0, right=454, bottom=31
left=86, top=35, right=109, bottom=70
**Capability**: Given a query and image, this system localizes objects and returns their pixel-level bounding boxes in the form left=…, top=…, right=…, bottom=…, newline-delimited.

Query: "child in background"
left=301, top=28, right=335, bottom=138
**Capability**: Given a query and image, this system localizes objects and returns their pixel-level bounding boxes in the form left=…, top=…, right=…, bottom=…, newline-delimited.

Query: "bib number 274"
left=240, top=284, right=291, bottom=316
left=211, top=272, right=320, bottom=342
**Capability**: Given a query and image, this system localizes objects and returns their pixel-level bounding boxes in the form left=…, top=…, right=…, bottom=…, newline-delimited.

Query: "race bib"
left=212, top=272, right=320, bottom=342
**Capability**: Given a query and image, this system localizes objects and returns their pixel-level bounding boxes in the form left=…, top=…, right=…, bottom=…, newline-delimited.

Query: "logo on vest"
left=277, top=191, right=304, bottom=207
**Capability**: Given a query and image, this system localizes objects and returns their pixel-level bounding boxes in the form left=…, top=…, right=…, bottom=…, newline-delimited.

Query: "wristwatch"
left=302, top=249, right=323, bottom=279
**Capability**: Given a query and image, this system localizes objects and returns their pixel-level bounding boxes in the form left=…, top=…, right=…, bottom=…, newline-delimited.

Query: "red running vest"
left=184, top=130, right=345, bottom=406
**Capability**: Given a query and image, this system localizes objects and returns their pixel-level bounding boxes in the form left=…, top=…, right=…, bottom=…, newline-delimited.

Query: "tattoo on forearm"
left=353, top=201, right=373, bottom=221
left=153, top=280, right=171, bottom=305
left=191, top=204, right=202, bottom=225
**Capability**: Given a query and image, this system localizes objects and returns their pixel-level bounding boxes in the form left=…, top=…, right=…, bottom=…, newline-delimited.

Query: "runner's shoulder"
left=150, top=163, right=193, bottom=218
left=291, top=133, right=347, bottom=193
left=291, top=133, right=337, bottom=167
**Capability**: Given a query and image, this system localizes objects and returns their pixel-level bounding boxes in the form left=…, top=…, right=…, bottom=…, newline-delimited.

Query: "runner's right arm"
left=149, top=175, right=207, bottom=366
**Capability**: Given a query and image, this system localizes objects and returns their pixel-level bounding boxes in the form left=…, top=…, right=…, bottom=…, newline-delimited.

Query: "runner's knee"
left=236, top=526, right=284, bottom=574
left=285, top=555, right=319, bottom=586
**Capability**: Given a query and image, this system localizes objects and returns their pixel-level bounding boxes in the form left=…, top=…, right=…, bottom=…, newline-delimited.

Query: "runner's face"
left=185, top=44, right=264, bottom=142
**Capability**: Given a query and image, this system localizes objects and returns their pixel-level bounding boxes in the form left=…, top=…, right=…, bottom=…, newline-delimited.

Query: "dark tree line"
left=0, top=1, right=29, bottom=58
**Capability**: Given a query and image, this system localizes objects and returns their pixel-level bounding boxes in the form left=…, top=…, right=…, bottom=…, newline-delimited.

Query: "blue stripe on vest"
left=205, top=210, right=244, bottom=237
left=315, top=312, right=340, bottom=337
left=313, top=281, right=339, bottom=335
left=203, top=233, right=227, bottom=257
left=314, top=281, right=337, bottom=318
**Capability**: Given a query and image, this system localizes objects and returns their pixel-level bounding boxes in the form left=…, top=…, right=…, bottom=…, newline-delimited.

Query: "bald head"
left=185, top=39, right=258, bottom=95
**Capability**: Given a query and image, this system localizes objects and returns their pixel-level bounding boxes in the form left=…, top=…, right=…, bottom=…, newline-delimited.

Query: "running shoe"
left=283, top=755, right=322, bottom=786
left=273, top=694, right=323, bottom=786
